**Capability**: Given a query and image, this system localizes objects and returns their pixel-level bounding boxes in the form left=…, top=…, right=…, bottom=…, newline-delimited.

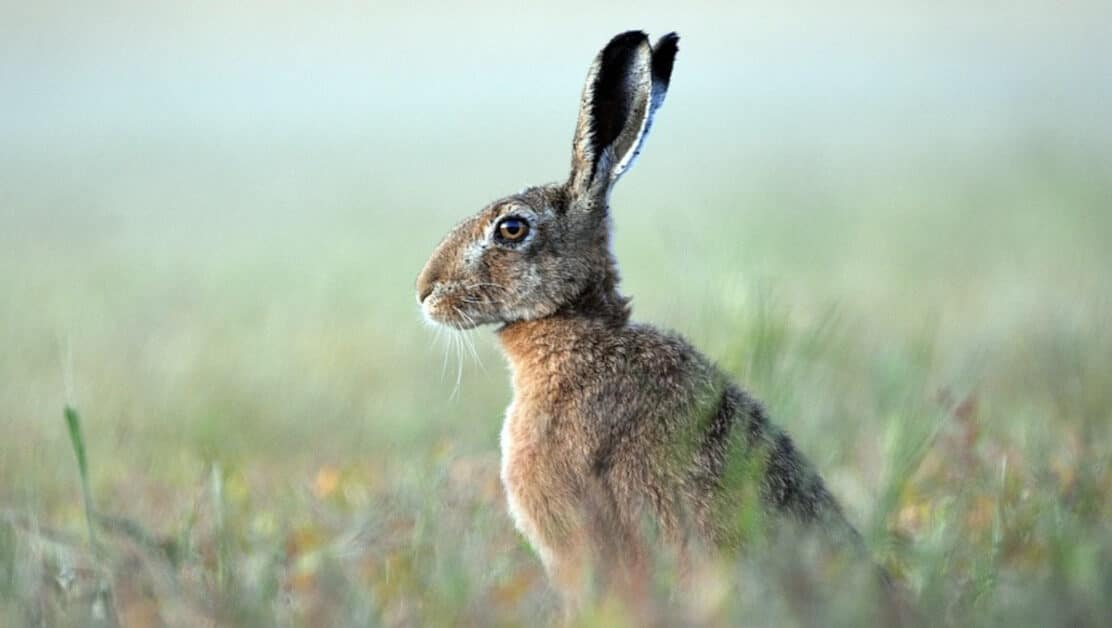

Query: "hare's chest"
left=498, top=399, right=583, bottom=564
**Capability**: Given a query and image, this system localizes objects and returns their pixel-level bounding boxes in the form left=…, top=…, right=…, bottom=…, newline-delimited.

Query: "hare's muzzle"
left=416, top=258, right=442, bottom=305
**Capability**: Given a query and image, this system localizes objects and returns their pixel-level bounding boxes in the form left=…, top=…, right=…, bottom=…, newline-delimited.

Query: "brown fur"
left=416, top=31, right=873, bottom=612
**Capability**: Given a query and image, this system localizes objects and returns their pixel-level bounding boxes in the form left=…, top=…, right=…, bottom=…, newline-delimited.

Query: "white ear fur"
left=608, top=54, right=654, bottom=182
left=610, top=60, right=662, bottom=182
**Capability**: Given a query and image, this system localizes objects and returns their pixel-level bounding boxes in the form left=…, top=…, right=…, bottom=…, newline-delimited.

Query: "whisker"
left=470, top=331, right=486, bottom=371
left=427, top=320, right=440, bottom=350
left=464, top=282, right=512, bottom=294
left=447, top=307, right=473, bottom=399
left=461, top=295, right=509, bottom=309
left=452, top=328, right=464, bottom=399
left=439, top=325, right=452, bottom=383
left=446, top=328, right=457, bottom=398
left=456, top=310, right=485, bottom=371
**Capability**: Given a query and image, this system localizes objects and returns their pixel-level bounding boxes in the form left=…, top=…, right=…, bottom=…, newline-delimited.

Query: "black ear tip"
left=652, top=32, right=679, bottom=86
left=656, top=32, right=680, bottom=49
left=607, top=30, right=650, bottom=49
left=600, top=30, right=650, bottom=63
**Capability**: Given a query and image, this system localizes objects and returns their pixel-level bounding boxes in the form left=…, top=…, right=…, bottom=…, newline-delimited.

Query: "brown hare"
left=416, top=30, right=873, bottom=613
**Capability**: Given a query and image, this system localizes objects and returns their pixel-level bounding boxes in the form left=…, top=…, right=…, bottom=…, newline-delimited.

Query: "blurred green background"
left=2, top=2, right=1110, bottom=625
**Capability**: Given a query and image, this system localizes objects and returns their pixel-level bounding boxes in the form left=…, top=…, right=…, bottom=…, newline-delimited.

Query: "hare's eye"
left=496, top=217, right=530, bottom=243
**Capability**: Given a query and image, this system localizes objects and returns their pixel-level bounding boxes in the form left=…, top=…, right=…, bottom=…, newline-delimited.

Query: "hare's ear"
left=569, top=31, right=679, bottom=209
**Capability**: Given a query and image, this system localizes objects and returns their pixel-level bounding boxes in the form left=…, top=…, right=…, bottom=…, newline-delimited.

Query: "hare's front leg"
left=544, top=544, right=594, bottom=619
left=546, top=536, right=659, bottom=624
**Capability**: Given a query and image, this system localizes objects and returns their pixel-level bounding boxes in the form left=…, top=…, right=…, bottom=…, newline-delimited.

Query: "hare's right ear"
left=568, top=31, right=679, bottom=210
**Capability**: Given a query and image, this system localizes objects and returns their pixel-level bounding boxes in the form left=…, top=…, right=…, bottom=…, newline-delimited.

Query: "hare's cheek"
left=461, top=240, right=492, bottom=273
left=520, top=266, right=543, bottom=291
left=513, top=268, right=558, bottom=319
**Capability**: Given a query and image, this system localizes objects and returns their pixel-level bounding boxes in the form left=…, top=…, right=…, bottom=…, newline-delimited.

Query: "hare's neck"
left=497, top=314, right=617, bottom=388
left=563, top=273, right=630, bottom=325
left=498, top=267, right=629, bottom=384
left=556, top=250, right=630, bottom=325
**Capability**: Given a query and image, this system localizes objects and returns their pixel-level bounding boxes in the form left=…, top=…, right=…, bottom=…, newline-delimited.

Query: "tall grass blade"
left=210, top=462, right=227, bottom=591
left=64, top=405, right=119, bottom=626
left=64, top=405, right=99, bottom=554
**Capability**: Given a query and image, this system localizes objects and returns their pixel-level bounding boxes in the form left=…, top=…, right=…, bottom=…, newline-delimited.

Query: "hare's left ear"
left=569, top=31, right=679, bottom=209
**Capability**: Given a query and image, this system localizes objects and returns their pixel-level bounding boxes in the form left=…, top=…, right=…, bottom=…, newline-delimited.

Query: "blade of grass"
left=64, top=405, right=119, bottom=626
left=64, top=405, right=99, bottom=555
left=210, top=462, right=227, bottom=591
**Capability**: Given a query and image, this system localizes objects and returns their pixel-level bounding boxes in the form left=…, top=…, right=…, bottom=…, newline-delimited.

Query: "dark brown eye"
left=496, top=217, right=529, bottom=242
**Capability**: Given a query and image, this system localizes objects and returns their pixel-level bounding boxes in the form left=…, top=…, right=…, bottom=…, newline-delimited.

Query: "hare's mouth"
left=420, top=292, right=486, bottom=330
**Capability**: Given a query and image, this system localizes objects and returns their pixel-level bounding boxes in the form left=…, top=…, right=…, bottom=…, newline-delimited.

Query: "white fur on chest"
left=499, top=399, right=557, bottom=568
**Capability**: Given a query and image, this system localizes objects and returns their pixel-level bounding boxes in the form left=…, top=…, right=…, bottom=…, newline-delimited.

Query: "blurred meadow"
left=2, top=1, right=1111, bottom=625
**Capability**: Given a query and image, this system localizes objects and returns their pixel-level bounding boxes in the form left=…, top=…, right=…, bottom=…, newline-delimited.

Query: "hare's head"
left=417, top=31, right=678, bottom=329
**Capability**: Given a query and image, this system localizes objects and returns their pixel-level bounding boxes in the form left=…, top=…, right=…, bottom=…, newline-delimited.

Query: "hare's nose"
left=416, top=255, right=445, bottom=303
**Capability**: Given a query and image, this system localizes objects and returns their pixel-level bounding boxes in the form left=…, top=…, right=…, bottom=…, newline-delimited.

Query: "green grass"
left=63, top=406, right=98, bottom=553
left=1, top=129, right=1111, bottom=625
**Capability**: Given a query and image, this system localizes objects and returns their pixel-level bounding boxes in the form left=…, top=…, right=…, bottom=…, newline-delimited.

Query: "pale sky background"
left=2, top=1, right=1109, bottom=287
left=4, top=2, right=1110, bottom=148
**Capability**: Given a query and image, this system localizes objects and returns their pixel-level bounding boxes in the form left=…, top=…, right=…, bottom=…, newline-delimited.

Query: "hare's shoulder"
left=586, top=321, right=704, bottom=369
left=597, top=323, right=718, bottom=395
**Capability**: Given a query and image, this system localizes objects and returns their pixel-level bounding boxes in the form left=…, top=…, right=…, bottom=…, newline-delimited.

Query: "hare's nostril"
left=418, top=284, right=435, bottom=304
